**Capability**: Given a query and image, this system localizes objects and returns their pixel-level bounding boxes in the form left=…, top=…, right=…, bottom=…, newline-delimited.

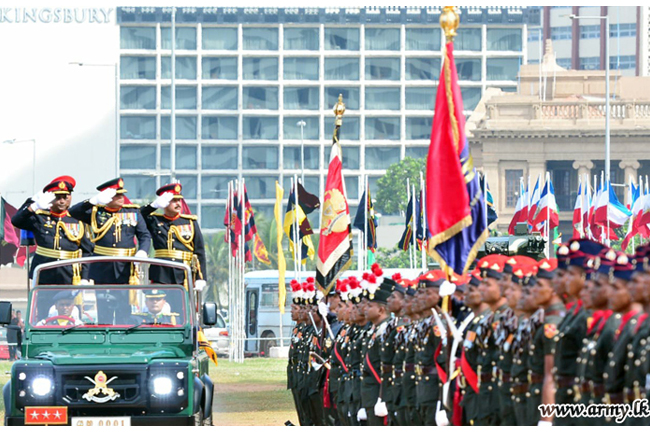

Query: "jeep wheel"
left=203, top=415, right=213, bottom=426
left=194, top=407, right=204, bottom=426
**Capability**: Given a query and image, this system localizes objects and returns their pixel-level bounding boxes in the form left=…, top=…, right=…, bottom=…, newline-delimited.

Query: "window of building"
left=365, top=117, right=400, bottom=140
left=284, top=28, right=319, bottom=50
left=245, top=176, right=278, bottom=199
left=342, top=146, right=360, bottom=169
left=120, top=115, right=156, bottom=139
left=527, top=29, right=543, bottom=42
left=325, top=116, right=360, bottom=140
left=556, top=58, right=572, bottom=69
left=546, top=161, right=577, bottom=211
left=201, top=117, right=238, bottom=140
left=406, top=28, right=441, bottom=51
left=202, top=86, right=238, bottom=110
left=120, top=27, right=155, bottom=49
left=243, top=87, right=279, bottom=110
left=283, top=117, right=319, bottom=140
left=160, top=144, right=198, bottom=169
left=610, top=55, right=636, bottom=70
left=161, top=56, right=197, bottom=79
left=365, top=146, right=401, bottom=169
left=365, top=28, right=400, bottom=51
left=487, top=28, right=522, bottom=51
left=243, top=27, right=278, bottom=50
left=486, top=58, right=520, bottom=81
left=324, top=57, right=360, bottom=80
left=505, top=169, right=523, bottom=208
left=365, top=58, right=400, bottom=81
left=202, top=27, right=237, bottom=50
left=283, top=146, right=320, bottom=170
left=579, top=57, right=600, bottom=70
left=120, top=145, right=156, bottom=169
left=579, top=25, right=600, bottom=39
left=456, top=58, right=482, bottom=81
left=284, top=87, right=319, bottom=110
left=161, top=116, right=197, bottom=140
left=405, top=87, right=436, bottom=110
left=243, top=57, right=278, bottom=80
left=201, top=205, right=223, bottom=229
left=325, top=87, right=360, bottom=110
left=344, top=175, right=359, bottom=200
left=325, top=27, right=360, bottom=51
left=161, top=86, right=197, bottom=110
left=461, top=87, right=482, bottom=111
left=176, top=175, right=197, bottom=199
left=405, top=58, right=440, bottom=80
left=202, top=57, right=237, bottom=80
left=455, top=28, right=482, bottom=51
left=162, top=27, right=197, bottom=50
left=405, top=146, right=428, bottom=159
left=202, top=145, right=238, bottom=170
left=551, top=26, right=572, bottom=41
left=121, top=175, right=156, bottom=200
left=243, top=117, right=279, bottom=140
left=242, top=146, right=278, bottom=169
left=284, top=57, right=319, bottom=80
left=201, top=175, right=232, bottom=199
left=365, top=87, right=400, bottom=110
left=120, top=56, right=156, bottom=80
left=610, top=23, right=636, bottom=38
left=406, top=117, right=432, bottom=140
left=120, top=86, right=156, bottom=109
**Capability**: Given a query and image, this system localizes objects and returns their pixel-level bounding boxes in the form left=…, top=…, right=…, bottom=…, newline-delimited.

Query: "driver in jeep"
left=36, top=291, right=83, bottom=326
left=131, top=290, right=179, bottom=325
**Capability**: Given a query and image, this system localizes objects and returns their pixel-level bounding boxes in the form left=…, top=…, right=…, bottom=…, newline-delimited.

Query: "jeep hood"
left=32, top=347, right=186, bottom=365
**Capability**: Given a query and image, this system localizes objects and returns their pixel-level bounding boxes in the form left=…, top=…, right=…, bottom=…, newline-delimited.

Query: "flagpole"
left=412, top=183, right=417, bottom=270
left=420, top=171, right=427, bottom=272
left=364, top=175, right=369, bottom=271
left=546, top=171, right=550, bottom=258
left=630, top=175, right=635, bottom=251
left=357, top=176, right=363, bottom=271
left=406, top=178, right=413, bottom=269
left=227, top=181, right=233, bottom=362
left=606, top=171, right=610, bottom=247
left=240, top=178, right=246, bottom=362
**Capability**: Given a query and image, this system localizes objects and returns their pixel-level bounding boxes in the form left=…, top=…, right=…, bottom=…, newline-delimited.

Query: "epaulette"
left=123, top=204, right=140, bottom=209
left=180, top=214, right=198, bottom=220
left=35, top=210, right=51, bottom=215
left=133, top=312, right=149, bottom=316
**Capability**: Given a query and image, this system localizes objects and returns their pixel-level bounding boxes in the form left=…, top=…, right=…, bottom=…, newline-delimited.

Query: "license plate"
left=71, top=416, right=131, bottom=427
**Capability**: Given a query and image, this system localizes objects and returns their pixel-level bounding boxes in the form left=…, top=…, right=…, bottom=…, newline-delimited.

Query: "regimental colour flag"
left=284, top=181, right=317, bottom=264
left=353, top=188, right=378, bottom=252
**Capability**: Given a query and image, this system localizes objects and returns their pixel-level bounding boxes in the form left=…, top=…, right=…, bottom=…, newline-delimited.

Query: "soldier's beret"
left=144, top=289, right=166, bottom=298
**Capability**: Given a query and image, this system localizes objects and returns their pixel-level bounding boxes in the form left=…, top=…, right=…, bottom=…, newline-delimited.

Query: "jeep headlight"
left=152, top=376, right=173, bottom=396
left=31, top=376, right=53, bottom=397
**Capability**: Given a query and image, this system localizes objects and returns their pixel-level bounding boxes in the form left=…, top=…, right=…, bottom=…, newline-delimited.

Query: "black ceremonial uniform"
left=402, top=320, right=421, bottom=425
left=414, top=315, right=444, bottom=426
left=379, top=317, right=399, bottom=425
left=288, top=322, right=308, bottom=425
left=510, top=314, right=533, bottom=426
left=331, top=323, right=351, bottom=425
left=348, top=322, right=370, bottom=425
left=604, top=310, right=640, bottom=411
left=361, top=318, right=389, bottom=426
left=392, top=322, right=408, bottom=425
left=494, top=307, right=517, bottom=426
left=459, top=309, right=490, bottom=426
left=623, top=313, right=649, bottom=426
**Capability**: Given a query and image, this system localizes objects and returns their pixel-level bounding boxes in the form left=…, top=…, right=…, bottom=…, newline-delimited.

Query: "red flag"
left=1, top=197, right=21, bottom=266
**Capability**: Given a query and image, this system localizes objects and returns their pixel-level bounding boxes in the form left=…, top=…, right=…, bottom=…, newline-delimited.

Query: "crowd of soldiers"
left=287, top=240, right=650, bottom=426
left=10, top=175, right=206, bottom=322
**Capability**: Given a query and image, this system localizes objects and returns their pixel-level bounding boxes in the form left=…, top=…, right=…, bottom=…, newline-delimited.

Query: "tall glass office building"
left=116, top=6, right=540, bottom=231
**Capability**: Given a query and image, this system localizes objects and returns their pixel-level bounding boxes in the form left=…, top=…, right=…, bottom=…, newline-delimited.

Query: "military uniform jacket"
left=130, top=311, right=179, bottom=325
left=391, top=321, right=408, bottom=410
left=361, top=318, right=390, bottom=408
left=402, top=320, right=419, bottom=407
left=297, top=324, right=316, bottom=397
left=342, top=324, right=360, bottom=404
left=329, top=323, right=350, bottom=398
left=461, top=308, right=491, bottom=396
left=604, top=310, right=641, bottom=396
left=288, top=323, right=305, bottom=390
left=307, top=324, right=327, bottom=396
left=494, top=306, right=516, bottom=379
left=348, top=323, right=370, bottom=404
left=141, top=205, right=206, bottom=284
left=554, top=303, right=588, bottom=383
left=69, top=201, right=151, bottom=283
left=12, top=199, right=92, bottom=283
left=378, top=317, right=399, bottom=409
left=625, top=314, right=650, bottom=404
left=528, top=303, right=565, bottom=377
left=414, top=315, right=444, bottom=405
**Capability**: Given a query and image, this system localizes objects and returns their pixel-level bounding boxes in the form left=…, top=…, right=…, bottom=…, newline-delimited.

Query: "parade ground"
left=0, top=358, right=296, bottom=426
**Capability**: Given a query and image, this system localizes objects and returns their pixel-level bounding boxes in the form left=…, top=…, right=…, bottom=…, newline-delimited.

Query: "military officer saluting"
left=69, top=177, right=151, bottom=324
left=141, top=182, right=207, bottom=292
left=131, top=290, right=179, bottom=325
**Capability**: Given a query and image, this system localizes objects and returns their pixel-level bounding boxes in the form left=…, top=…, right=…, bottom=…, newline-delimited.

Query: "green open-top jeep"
left=1, top=256, right=218, bottom=426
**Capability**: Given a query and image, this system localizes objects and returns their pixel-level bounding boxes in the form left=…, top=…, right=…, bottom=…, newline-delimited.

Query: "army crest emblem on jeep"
left=82, top=371, right=120, bottom=403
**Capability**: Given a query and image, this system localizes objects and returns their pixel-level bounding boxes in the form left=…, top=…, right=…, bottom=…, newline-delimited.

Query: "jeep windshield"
left=29, top=286, right=187, bottom=329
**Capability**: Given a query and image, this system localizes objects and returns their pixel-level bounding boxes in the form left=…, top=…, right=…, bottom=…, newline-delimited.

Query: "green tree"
left=375, top=247, right=412, bottom=268
left=375, top=157, right=426, bottom=215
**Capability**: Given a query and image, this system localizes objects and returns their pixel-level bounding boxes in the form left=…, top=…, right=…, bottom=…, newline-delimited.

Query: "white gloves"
left=90, top=188, right=117, bottom=205
left=435, top=401, right=450, bottom=426
left=439, top=281, right=456, bottom=298
left=374, top=398, right=388, bottom=417
left=357, top=408, right=367, bottom=422
left=195, top=280, right=207, bottom=292
left=135, top=250, right=148, bottom=259
left=30, top=191, right=55, bottom=211
left=79, top=279, right=92, bottom=286
left=318, top=301, right=330, bottom=317
left=538, top=421, right=552, bottom=427
left=152, top=192, right=173, bottom=209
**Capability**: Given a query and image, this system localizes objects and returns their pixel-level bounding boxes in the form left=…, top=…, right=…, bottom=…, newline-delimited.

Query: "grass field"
left=1, top=358, right=297, bottom=426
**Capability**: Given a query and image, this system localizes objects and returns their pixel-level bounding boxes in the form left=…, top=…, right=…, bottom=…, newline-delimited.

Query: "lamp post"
left=69, top=62, right=119, bottom=177
left=2, top=138, right=36, bottom=194
left=297, top=120, right=306, bottom=184
left=569, top=14, right=610, bottom=182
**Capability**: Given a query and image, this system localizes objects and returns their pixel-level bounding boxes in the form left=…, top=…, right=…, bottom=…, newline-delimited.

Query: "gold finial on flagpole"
left=440, top=6, right=459, bottom=42
left=333, top=94, right=346, bottom=126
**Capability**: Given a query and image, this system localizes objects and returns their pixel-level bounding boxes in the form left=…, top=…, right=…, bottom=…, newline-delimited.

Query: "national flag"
left=1, top=197, right=22, bottom=266
left=296, top=181, right=320, bottom=215
left=316, top=105, right=353, bottom=294
left=425, top=29, right=488, bottom=276
left=284, top=183, right=316, bottom=264
left=594, top=181, right=631, bottom=229
left=531, top=177, right=559, bottom=236
left=628, top=177, right=640, bottom=210
left=508, top=181, right=526, bottom=235
left=479, top=173, right=498, bottom=227
left=527, top=175, right=541, bottom=227
left=572, top=181, right=585, bottom=238
left=397, top=194, right=415, bottom=251
left=242, top=187, right=257, bottom=242
left=253, top=233, right=271, bottom=265
left=275, top=182, right=287, bottom=314
left=353, top=189, right=377, bottom=252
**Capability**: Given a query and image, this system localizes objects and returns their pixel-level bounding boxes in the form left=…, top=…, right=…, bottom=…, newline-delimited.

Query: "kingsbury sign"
left=0, top=8, right=113, bottom=24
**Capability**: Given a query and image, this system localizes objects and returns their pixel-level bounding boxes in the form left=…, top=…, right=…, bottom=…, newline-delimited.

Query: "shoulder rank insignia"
left=544, top=323, right=558, bottom=339
left=433, top=325, right=441, bottom=338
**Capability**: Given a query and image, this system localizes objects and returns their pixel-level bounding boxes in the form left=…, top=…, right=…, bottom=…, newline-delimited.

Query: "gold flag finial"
left=440, top=6, right=460, bottom=42
left=333, top=94, right=346, bottom=126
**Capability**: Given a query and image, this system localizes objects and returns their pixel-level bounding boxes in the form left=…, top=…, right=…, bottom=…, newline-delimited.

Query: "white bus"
left=243, top=268, right=423, bottom=356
